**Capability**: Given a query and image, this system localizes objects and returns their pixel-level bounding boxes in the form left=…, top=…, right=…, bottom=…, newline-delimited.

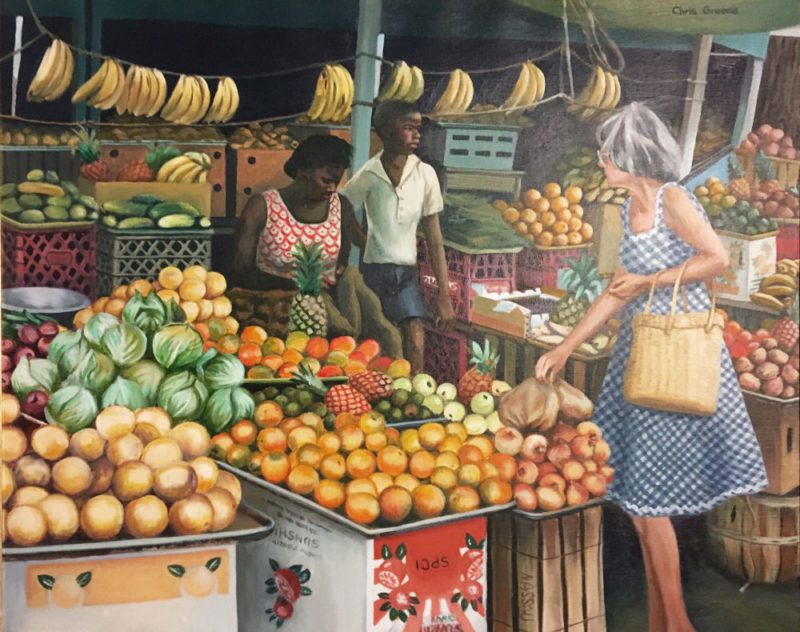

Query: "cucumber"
left=47, top=195, right=72, bottom=208
left=18, top=194, right=43, bottom=209
left=45, top=170, right=60, bottom=184
left=18, top=209, right=46, bottom=223
left=131, top=194, right=162, bottom=206
left=102, top=200, right=148, bottom=217
left=43, top=206, right=70, bottom=221
left=69, top=204, right=88, bottom=221
left=118, top=217, right=155, bottom=230
left=101, top=215, right=118, bottom=228
left=78, top=194, right=99, bottom=211
left=157, top=213, right=196, bottom=229
left=87, top=211, right=99, bottom=221
left=197, top=217, right=211, bottom=228
left=26, top=169, right=44, bottom=182
left=147, top=201, right=200, bottom=219
left=62, top=181, right=80, bottom=199
left=0, top=183, right=17, bottom=198
left=1, top=198, right=23, bottom=215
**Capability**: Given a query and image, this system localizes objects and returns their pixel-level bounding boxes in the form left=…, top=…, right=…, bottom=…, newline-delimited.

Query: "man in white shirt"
left=341, top=100, right=455, bottom=373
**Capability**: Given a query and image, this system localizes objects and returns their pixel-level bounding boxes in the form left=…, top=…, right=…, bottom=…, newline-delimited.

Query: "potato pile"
left=2, top=397, right=243, bottom=546
left=227, top=288, right=294, bottom=339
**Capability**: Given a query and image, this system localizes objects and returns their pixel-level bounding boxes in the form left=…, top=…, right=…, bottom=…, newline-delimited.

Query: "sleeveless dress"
left=255, top=189, right=341, bottom=284
left=593, top=182, right=768, bottom=517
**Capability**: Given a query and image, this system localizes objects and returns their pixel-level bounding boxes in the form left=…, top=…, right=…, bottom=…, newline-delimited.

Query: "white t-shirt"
left=341, top=151, right=443, bottom=265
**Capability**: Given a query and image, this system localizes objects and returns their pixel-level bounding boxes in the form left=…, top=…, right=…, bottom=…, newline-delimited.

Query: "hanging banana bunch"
left=567, top=66, right=621, bottom=122
left=377, top=61, right=424, bottom=102
left=501, top=60, right=546, bottom=112
left=306, top=64, right=354, bottom=124
left=114, top=66, right=168, bottom=117
left=430, top=69, right=474, bottom=116
left=27, top=39, right=74, bottom=102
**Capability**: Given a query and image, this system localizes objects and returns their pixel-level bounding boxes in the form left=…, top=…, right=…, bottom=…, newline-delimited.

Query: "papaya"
left=26, top=169, right=44, bottom=182
left=1, top=198, right=23, bottom=215
left=118, top=217, right=155, bottom=230
left=157, top=214, right=195, bottom=229
left=147, top=201, right=200, bottom=219
left=102, top=200, right=148, bottom=217
left=18, top=194, right=44, bottom=209
left=47, top=195, right=72, bottom=208
left=0, top=183, right=17, bottom=198
left=17, top=182, right=65, bottom=197
left=69, top=204, right=88, bottom=221
left=43, top=206, right=70, bottom=221
left=101, top=215, right=118, bottom=228
left=18, top=209, right=46, bottom=223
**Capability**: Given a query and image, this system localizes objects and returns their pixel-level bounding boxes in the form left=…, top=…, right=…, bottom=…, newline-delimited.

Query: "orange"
left=345, top=492, right=380, bottom=525
left=529, top=222, right=543, bottom=238
left=553, top=234, right=568, bottom=247
left=536, top=232, right=554, bottom=247
left=280, top=417, right=303, bottom=435
left=194, top=323, right=211, bottom=341
left=318, top=364, right=344, bottom=378
left=400, top=429, right=421, bottom=454
left=346, top=478, right=378, bottom=497
left=207, top=318, right=227, bottom=341
left=281, top=348, right=304, bottom=365
left=379, top=486, right=413, bottom=524
left=435, top=451, right=461, bottom=471
left=317, top=431, right=342, bottom=455
left=479, top=461, right=500, bottom=481
left=438, top=435, right=463, bottom=454
left=261, top=337, right=286, bottom=356
left=329, top=336, right=356, bottom=354
left=447, top=485, right=481, bottom=513
left=104, top=299, right=126, bottom=318
left=359, top=412, right=386, bottom=434
left=540, top=211, right=556, bottom=228
left=277, top=363, right=299, bottom=379
left=204, top=340, right=219, bottom=353
left=580, top=223, right=594, bottom=240
left=418, top=422, right=446, bottom=450
left=503, top=207, right=521, bottom=224
left=334, top=412, right=357, bottom=430
left=394, top=473, right=421, bottom=493
left=479, top=476, right=513, bottom=505
left=409, top=450, right=436, bottom=479
left=217, top=334, right=240, bottom=355
left=552, top=221, right=568, bottom=235
left=412, top=484, right=446, bottom=519
left=445, top=422, right=468, bottom=440
left=369, top=472, right=394, bottom=495
left=556, top=208, right=572, bottom=222
left=550, top=196, right=569, bottom=212
left=260, top=452, right=291, bottom=484
left=355, top=339, right=380, bottom=361
left=458, top=464, right=482, bottom=487
left=568, top=217, right=583, bottom=232
left=298, top=412, right=324, bottom=435
left=231, top=420, right=257, bottom=446
left=241, top=325, right=268, bottom=346
left=532, top=197, right=550, bottom=214
left=466, top=435, right=494, bottom=460
left=346, top=449, right=377, bottom=479
left=248, top=452, right=264, bottom=474
left=568, top=232, right=583, bottom=245
left=457, top=445, right=484, bottom=466
left=337, top=424, right=365, bottom=452
left=257, top=427, right=287, bottom=453
left=510, top=200, right=524, bottom=211
left=296, top=443, right=324, bottom=469
left=520, top=208, right=537, bottom=224
left=158, top=266, right=183, bottom=290
left=385, top=427, right=400, bottom=446
left=430, top=466, right=459, bottom=491
left=300, top=357, right=321, bottom=374
left=514, top=221, right=528, bottom=236
left=314, top=479, right=345, bottom=509
left=287, top=464, right=318, bottom=495
left=320, top=454, right=346, bottom=480
left=225, top=316, right=240, bottom=335
left=377, top=445, right=408, bottom=476
left=489, top=453, right=518, bottom=481
left=179, top=279, right=206, bottom=302
left=348, top=351, right=368, bottom=366
left=365, top=431, right=388, bottom=452
left=305, top=337, right=329, bottom=359
left=287, top=426, right=317, bottom=452
left=569, top=203, right=584, bottom=218
left=344, top=361, right=367, bottom=376
left=564, top=186, right=583, bottom=204
left=493, top=199, right=509, bottom=211
left=210, top=432, right=234, bottom=460
left=522, top=188, right=542, bottom=207
left=543, top=182, right=561, bottom=199
left=254, top=401, right=284, bottom=428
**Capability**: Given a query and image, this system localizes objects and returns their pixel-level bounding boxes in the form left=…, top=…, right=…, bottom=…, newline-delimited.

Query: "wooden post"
left=351, top=0, right=382, bottom=173
left=678, top=35, right=714, bottom=178
left=732, top=55, right=764, bottom=145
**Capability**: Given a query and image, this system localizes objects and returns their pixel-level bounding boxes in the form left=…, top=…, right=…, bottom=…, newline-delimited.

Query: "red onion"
left=1, top=338, right=16, bottom=354
left=37, top=321, right=59, bottom=338
left=1, top=372, right=11, bottom=391
left=36, top=336, right=53, bottom=357
left=13, top=346, right=36, bottom=365
left=1, top=354, right=11, bottom=372
left=22, top=390, right=48, bottom=418
left=17, top=324, right=40, bottom=346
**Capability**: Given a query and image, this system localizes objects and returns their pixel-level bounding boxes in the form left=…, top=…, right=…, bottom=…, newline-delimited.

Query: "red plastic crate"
left=417, top=237, right=517, bottom=321
left=776, top=221, right=799, bottom=260
left=1, top=223, right=96, bottom=298
left=516, top=244, right=591, bottom=290
left=423, top=322, right=468, bottom=386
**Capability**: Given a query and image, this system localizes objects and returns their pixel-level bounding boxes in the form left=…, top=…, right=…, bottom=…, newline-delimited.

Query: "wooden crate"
left=706, top=492, right=799, bottom=584
left=743, top=392, right=800, bottom=495
left=78, top=179, right=212, bottom=217
left=441, top=167, right=524, bottom=199
left=490, top=504, right=605, bottom=632
left=714, top=230, right=778, bottom=302
left=740, top=154, right=800, bottom=190
left=99, top=142, right=226, bottom=217
left=228, top=148, right=293, bottom=217
left=1, top=146, right=80, bottom=183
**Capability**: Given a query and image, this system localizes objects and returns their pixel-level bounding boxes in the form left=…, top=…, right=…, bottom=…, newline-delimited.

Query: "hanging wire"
left=0, top=32, right=45, bottom=64
left=0, top=111, right=310, bottom=128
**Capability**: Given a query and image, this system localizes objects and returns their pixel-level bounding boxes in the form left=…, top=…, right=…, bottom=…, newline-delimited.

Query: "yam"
left=554, top=379, right=593, bottom=421
left=755, top=362, right=780, bottom=381
left=498, top=378, right=560, bottom=433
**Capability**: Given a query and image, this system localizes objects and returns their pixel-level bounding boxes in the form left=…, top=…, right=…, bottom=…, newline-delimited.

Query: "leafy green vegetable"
left=157, top=371, right=208, bottom=420
left=201, top=387, right=255, bottom=433
left=152, top=324, right=203, bottom=370
left=101, top=376, right=148, bottom=410
left=121, top=360, right=166, bottom=405
left=197, top=349, right=245, bottom=390
left=83, top=313, right=119, bottom=349
left=45, top=385, right=97, bottom=432
left=65, top=350, right=116, bottom=396
left=122, top=291, right=168, bottom=335
left=11, top=357, right=60, bottom=398
left=101, top=323, right=147, bottom=368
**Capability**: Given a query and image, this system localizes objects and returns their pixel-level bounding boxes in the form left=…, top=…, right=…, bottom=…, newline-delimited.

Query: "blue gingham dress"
left=594, top=182, right=767, bottom=517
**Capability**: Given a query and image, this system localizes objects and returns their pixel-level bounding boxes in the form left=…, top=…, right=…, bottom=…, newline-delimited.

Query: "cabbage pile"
left=13, top=291, right=252, bottom=434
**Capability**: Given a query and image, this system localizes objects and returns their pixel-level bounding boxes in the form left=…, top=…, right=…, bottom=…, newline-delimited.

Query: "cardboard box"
left=471, top=291, right=560, bottom=339
left=714, top=231, right=778, bottom=301
left=79, top=179, right=212, bottom=217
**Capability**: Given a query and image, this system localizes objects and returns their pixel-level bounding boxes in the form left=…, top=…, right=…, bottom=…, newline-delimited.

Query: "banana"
left=72, top=58, right=110, bottom=103
left=502, top=63, right=530, bottom=110
left=407, top=65, right=425, bottom=102
left=316, top=65, right=337, bottom=122
left=456, top=69, right=474, bottom=113
left=580, top=66, right=606, bottom=120
left=198, top=170, right=208, bottom=184
left=87, top=58, right=118, bottom=107
left=341, top=65, right=355, bottom=120
left=432, top=69, right=462, bottom=113
left=220, top=77, right=239, bottom=123
left=308, top=67, right=330, bottom=121
left=146, top=69, right=167, bottom=117
left=332, top=65, right=353, bottom=122
left=27, top=40, right=57, bottom=100
left=529, top=61, right=546, bottom=102
left=518, top=63, right=538, bottom=109
left=41, top=40, right=74, bottom=101
left=761, top=273, right=797, bottom=289
left=36, top=39, right=65, bottom=100
left=175, top=75, right=200, bottom=123
left=608, top=73, right=621, bottom=109
left=205, top=79, right=226, bottom=122
left=178, top=75, right=210, bottom=124
left=183, top=151, right=211, bottom=168
left=763, top=284, right=797, bottom=298
left=596, top=69, right=618, bottom=114
left=160, top=74, right=187, bottom=121
left=178, top=163, right=203, bottom=183
left=156, top=155, right=194, bottom=182
left=124, top=65, right=141, bottom=114
left=378, top=61, right=408, bottom=101
left=115, top=65, right=134, bottom=115
left=567, top=65, right=600, bottom=114
left=168, top=75, right=196, bottom=122
left=749, top=292, right=788, bottom=311
left=168, top=160, right=201, bottom=183
left=134, top=66, right=152, bottom=116
left=327, top=65, right=345, bottom=122
left=92, top=59, right=126, bottom=110
left=395, top=62, right=414, bottom=102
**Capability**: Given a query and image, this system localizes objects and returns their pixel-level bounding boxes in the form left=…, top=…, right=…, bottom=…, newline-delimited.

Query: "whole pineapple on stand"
left=288, top=242, right=328, bottom=337
left=727, top=156, right=751, bottom=201
left=771, top=294, right=799, bottom=353
left=72, top=126, right=111, bottom=182
left=755, top=150, right=781, bottom=195
left=549, top=253, right=604, bottom=327
left=457, top=340, right=499, bottom=405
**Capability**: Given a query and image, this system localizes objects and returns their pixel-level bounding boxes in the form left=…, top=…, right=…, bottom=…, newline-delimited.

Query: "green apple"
left=491, top=380, right=512, bottom=397
left=422, top=394, right=444, bottom=416
left=443, top=401, right=466, bottom=422
left=393, top=377, right=413, bottom=392
left=486, top=411, right=503, bottom=433
left=411, top=373, right=437, bottom=396
left=463, top=414, right=488, bottom=436
left=436, top=382, right=458, bottom=402
left=470, top=392, right=495, bottom=416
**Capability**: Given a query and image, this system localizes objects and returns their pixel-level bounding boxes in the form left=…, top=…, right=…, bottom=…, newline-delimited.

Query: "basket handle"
left=643, top=270, right=666, bottom=314
left=705, top=280, right=718, bottom=333
left=666, top=261, right=690, bottom=331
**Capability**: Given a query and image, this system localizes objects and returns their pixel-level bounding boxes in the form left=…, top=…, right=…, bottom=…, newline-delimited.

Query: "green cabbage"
left=101, top=323, right=147, bottom=368
left=45, top=385, right=98, bottom=432
left=163, top=299, right=187, bottom=324
left=47, top=330, right=84, bottom=366
left=101, top=376, right=148, bottom=410
left=157, top=371, right=208, bottom=420
left=152, top=324, right=203, bottom=370
left=83, top=312, right=119, bottom=349
left=66, top=350, right=116, bottom=396
left=197, top=350, right=245, bottom=390
left=122, top=291, right=167, bottom=335
left=121, top=360, right=166, bottom=405
left=11, top=357, right=60, bottom=398
left=201, top=387, right=255, bottom=433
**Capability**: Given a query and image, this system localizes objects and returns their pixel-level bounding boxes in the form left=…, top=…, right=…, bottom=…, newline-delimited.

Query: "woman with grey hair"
left=536, top=102, right=767, bottom=631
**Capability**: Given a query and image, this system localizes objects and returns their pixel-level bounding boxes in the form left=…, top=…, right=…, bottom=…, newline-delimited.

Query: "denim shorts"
left=361, top=263, right=428, bottom=324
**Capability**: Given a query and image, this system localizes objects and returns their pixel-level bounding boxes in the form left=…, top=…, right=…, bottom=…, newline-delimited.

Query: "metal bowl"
left=2, top=287, right=90, bottom=325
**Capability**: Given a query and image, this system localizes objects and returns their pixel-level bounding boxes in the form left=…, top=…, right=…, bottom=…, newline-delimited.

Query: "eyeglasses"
left=596, top=150, right=610, bottom=164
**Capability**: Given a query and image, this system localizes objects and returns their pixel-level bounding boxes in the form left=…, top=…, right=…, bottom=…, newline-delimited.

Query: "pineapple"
left=72, top=126, right=111, bottom=182
left=293, top=365, right=372, bottom=415
left=288, top=242, right=328, bottom=337
left=550, top=253, right=603, bottom=327
left=457, top=340, right=499, bottom=405
left=755, top=150, right=781, bottom=195
left=771, top=294, right=799, bottom=352
left=727, top=156, right=750, bottom=201
left=116, top=144, right=181, bottom=182
left=349, top=371, right=394, bottom=403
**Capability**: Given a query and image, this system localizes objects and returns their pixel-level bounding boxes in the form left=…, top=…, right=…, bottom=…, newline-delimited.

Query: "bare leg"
left=631, top=516, right=695, bottom=632
left=401, top=318, right=425, bottom=375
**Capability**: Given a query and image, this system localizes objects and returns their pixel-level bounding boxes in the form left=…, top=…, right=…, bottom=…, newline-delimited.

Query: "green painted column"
left=350, top=0, right=381, bottom=172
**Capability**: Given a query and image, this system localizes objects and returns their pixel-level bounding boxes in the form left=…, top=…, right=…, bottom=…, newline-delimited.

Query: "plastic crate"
left=516, top=244, right=592, bottom=291
left=423, top=322, right=468, bottom=385
left=95, top=226, right=212, bottom=296
left=776, top=220, right=799, bottom=260
left=417, top=237, right=517, bottom=321
left=422, top=122, right=520, bottom=170
left=1, top=222, right=96, bottom=298
left=440, top=167, right=524, bottom=199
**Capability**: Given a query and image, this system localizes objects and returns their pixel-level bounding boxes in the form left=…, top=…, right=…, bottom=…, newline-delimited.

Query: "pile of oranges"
left=494, top=183, right=594, bottom=248
left=198, top=326, right=408, bottom=380
left=211, top=408, right=514, bottom=527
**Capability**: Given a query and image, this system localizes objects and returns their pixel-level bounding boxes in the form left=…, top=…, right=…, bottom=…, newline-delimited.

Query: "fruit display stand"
left=775, top=219, right=800, bottom=260
left=95, top=226, right=213, bottom=296
left=0, top=219, right=97, bottom=298
left=0, top=144, right=81, bottom=186
left=228, top=147, right=294, bottom=217
left=490, top=500, right=606, bottom=632
left=713, top=230, right=778, bottom=302
left=78, top=179, right=213, bottom=217
left=741, top=392, right=800, bottom=496
left=2, top=504, right=274, bottom=632
left=706, top=491, right=799, bottom=584
left=423, top=321, right=470, bottom=386
left=225, top=464, right=513, bottom=632
left=739, top=154, right=800, bottom=191
left=440, top=167, right=525, bottom=199
left=96, top=141, right=227, bottom=217
left=517, top=244, right=593, bottom=292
